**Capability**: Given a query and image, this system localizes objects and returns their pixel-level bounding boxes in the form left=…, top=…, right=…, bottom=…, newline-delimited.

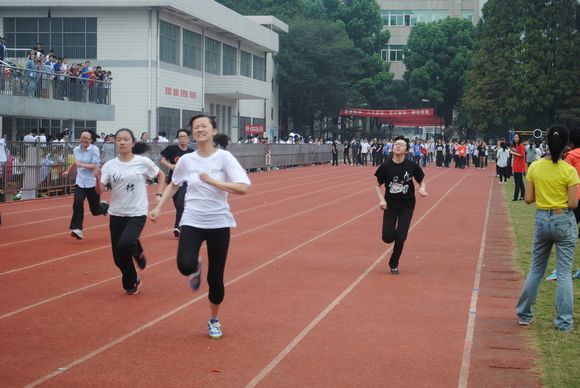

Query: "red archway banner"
left=339, top=108, right=434, bottom=118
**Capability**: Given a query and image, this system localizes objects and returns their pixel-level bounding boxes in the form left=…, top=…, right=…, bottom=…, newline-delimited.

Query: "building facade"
left=0, top=1, right=287, bottom=141
left=377, top=0, right=481, bottom=80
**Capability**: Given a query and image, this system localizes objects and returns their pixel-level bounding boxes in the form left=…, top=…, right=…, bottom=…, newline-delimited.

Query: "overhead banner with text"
left=339, top=108, right=434, bottom=118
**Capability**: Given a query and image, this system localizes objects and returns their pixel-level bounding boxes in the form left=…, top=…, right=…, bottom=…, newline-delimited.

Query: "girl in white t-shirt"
left=149, top=115, right=250, bottom=339
left=97, top=128, right=166, bottom=295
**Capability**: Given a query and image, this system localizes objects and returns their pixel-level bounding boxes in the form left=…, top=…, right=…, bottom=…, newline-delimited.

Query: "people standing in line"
left=149, top=114, right=251, bottom=339
left=511, top=134, right=527, bottom=201
left=160, top=129, right=194, bottom=237
left=351, top=139, right=359, bottom=166
left=361, top=138, right=370, bottom=166
left=496, top=141, right=510, bottom=184
left=374, top=135, right=428, bottom=275
left=331, top=140, right=339, bottom=166
left=343, top=139, right=351, bottom=165
left=62, top=130, right=109, bottom=240
left=516, top=126, right=577, bottom=332
left=96, top=128, right=165, bottom=295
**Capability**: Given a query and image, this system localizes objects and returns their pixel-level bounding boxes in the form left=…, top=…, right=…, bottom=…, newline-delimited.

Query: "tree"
left=276, top=19, right=361, bottom=135
left=404, top=17, right=475, bottom=128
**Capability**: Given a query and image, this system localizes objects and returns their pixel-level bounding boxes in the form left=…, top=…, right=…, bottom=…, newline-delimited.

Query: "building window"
left=381, top=10, right=449, bottom=26
left=205, top=37, right=221, bottom=75
left=3, top=17, right=97, bottom=59
left=160, top=20, right=179, bottom=65
left=240, top=51, right=252, bottom=77
left=381, top=45, right=404, bottom=62
left=182, top=109, right=202, bottom=129
left=158, top=107, right=180, bottom=139
left=462, top=10, right=474, bottom=22
left=223, top=44, right=237, bottom=76
left=253, top=55, right=265, bottom=81
left=183, top=29, right=202, bottom=70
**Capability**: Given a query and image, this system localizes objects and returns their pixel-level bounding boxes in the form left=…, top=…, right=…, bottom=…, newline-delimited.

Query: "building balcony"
left=205, top=74, right=269, bottom=100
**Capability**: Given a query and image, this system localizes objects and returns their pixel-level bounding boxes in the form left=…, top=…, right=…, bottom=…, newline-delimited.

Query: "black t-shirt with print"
left=374, top=159, right=425, bottom=209
left=160, top=144, right=194, bottom=181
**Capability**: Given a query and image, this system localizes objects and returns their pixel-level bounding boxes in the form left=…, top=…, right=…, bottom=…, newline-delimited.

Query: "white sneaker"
left=208, top=318, right=222, bottom=339
left=71, top=229, right=83, bottom=240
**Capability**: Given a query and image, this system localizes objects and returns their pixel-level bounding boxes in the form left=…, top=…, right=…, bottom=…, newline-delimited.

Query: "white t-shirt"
left=172, top=149, right=251, bottom=228
left=100, top=155, right=160, bottom=217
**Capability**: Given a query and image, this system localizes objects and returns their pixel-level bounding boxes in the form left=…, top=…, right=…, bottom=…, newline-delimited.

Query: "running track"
left=0, top=164, right=534, bottom=387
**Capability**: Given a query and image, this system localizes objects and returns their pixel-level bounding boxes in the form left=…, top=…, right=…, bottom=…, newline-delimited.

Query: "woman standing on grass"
left=96, top=128, right=166, bottom=295
left=516, top=125, right=577, bottom=332
left=510, top=134, right=527, bottom=200
left=62, top=130, right=108, bottom=240
left=149, top=115, right=250, bottom=339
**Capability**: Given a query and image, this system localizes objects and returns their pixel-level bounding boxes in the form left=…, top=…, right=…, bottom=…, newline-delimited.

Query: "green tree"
left=215, top=0, right=304, bottom=22
left=276, top=19, right=361, bottom=135
left=404, top=17, right=475, bottom=127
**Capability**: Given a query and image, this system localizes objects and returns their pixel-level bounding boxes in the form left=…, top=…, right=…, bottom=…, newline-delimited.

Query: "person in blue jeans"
left=516, top=125, right=578, bottom=332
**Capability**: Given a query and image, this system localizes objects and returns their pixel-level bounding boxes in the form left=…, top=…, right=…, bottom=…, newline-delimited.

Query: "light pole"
left=421, top=98, right=437, bottom=139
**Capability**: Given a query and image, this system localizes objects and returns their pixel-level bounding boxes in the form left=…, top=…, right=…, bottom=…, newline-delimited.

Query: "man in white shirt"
left=23, top=129, right=38, bottom=143
left=157, top=131, right=169, bottom=143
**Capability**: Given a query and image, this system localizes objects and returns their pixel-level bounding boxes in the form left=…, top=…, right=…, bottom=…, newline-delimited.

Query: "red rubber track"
left=0, top=164, right=534, bottom=387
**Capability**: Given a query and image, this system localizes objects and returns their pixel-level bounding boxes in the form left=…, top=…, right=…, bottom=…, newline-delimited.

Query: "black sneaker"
left=100, top=201, right=109, bottom=216
left=126, top=277, right=142, bottom=295
left=390, top=267, right=400, bottom=275
left=133, top=253, right=147, bottom=270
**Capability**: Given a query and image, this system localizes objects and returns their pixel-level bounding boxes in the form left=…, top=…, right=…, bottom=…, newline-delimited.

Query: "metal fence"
left=0, top=60, right=111, bottom=104
left=0, top=142, right=333, bottom=202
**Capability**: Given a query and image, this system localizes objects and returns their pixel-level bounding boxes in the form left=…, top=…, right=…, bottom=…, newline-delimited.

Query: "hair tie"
left=554, top=131, right=559, bottom=136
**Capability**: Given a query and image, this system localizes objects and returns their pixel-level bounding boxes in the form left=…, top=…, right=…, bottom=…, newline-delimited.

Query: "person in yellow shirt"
left=516, top=125, right=578, bottom=332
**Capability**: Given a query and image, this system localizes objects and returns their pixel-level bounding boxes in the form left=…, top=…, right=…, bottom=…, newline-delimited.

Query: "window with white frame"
left=205, top=37, right=221, bottom=75
left=160, top=20, right=179, bottom=65
left=240, top=51, right=252, bottom=77
left=381, top=10, right=449, bottom=26
left=223, top=44, right=237, bottom=75
left=253, top=55, right=266, bottom=81
left=381, top=45, right=404, bottom=62
left=183, top=29, right=202, bottom=70
left=158, top=107, right=180, bottom=139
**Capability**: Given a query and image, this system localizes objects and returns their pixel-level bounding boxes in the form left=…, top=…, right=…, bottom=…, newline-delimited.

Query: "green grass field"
left=502, top=180, right=580, bottom=388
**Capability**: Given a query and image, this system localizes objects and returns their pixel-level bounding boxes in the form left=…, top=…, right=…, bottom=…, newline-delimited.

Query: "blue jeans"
left=516, top=209, right=576, bottom=330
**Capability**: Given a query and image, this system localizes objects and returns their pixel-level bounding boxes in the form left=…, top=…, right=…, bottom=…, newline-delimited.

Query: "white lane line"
left=24, top=204, right=380, bottom=387
left=0, top=187, right=372, bottom=320
left=245, top=171, right=473, bottom=388
left=457, top=176, right=494, bottom=388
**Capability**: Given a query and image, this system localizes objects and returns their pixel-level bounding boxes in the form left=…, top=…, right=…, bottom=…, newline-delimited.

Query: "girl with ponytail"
left=96, top=128, right=166, bottom=295
left=516, top=125, right=578, bottom=332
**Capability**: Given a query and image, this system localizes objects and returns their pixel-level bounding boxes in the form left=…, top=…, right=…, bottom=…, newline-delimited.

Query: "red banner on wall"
left=339, top=108, right=434, bottom=118
left=245, top=124, right=264, bottom=135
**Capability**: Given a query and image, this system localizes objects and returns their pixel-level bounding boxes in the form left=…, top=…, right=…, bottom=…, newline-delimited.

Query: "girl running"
left=516, top=125, right=577, bottom=332
left=149, top=115, right=250, bottom=339
left=375, top=135, right=428, bottom=275
left=62, top=130, right=108, bottom=240
left=96, top=128, right=166, bottom=295
left=160, top=129, right=194, bottom=237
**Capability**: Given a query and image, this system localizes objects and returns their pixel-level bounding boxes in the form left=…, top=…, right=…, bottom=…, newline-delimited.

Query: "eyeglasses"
left=393, top=142, right=407, bottom=147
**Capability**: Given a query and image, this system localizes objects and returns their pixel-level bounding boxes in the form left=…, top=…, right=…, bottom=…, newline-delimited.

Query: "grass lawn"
left=502, top=180, right=580, bottom=388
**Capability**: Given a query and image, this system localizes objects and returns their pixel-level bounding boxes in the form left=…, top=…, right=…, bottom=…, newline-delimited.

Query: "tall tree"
left=276, top=19, right=361, bottom=135
left=404, top=17, right=475, bottom=127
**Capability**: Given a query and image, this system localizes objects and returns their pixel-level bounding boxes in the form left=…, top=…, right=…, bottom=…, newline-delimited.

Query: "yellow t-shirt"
left=527, top=158, right=579, bottom=209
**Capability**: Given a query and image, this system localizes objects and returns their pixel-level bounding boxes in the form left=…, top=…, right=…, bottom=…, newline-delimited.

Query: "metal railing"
left=0, top=59, right=111, bottom=105
left=0, top=142, right=333, bottom=202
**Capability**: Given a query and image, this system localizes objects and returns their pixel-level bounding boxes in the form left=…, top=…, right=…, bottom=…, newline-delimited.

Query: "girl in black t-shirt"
left=374, top=136, right=428, bottom=274
left=160, top=129, right=194, bottom=237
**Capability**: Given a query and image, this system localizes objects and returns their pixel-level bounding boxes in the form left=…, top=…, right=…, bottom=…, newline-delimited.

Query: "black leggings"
left=177, top=226, right=230, bottom=305
left=382, top=206, right=414, bottom=269
left=172, top=184, right=187, bottom=228
left=69, top=185, right=107, bottom=230
left=513, top=172, right=526, bottom=200
left=109, top=215, right=146, bottom=290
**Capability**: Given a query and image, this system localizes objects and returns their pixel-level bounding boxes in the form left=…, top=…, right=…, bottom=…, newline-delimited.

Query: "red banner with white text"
left=339, top=108, right=434, bottom=118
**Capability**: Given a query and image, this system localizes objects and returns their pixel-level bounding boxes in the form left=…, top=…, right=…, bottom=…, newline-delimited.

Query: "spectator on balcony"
left=38, top=129, right=47, bottom=143
left=35, top=42, right=45, bottom=57
left=0, top=37, right=5, bottom=61
left=23, top=129, right=38, bottom=143
left=157, top=131, right=169, bottom=143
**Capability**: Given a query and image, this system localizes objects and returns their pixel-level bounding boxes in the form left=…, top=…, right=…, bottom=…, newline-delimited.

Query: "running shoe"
left=71, top=229, right=83, bottom=240
left=188, top=256, right=203, bottom=291
left=573, top=268, right=580, bottom=279
left=100, top=201, right=109, bottom=216
left=546, top=270, right=557, bottom=281
left=173, top=227, right=180, bottom=238
left=208, top=318, right=222, bottom=339
left=390, top=267, right=400, bottom=275
left=126, top=277, right=142, bottom=295
left=133, top=253, right=147, bottom=270
left=518, top=317, right=534, bottom=326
